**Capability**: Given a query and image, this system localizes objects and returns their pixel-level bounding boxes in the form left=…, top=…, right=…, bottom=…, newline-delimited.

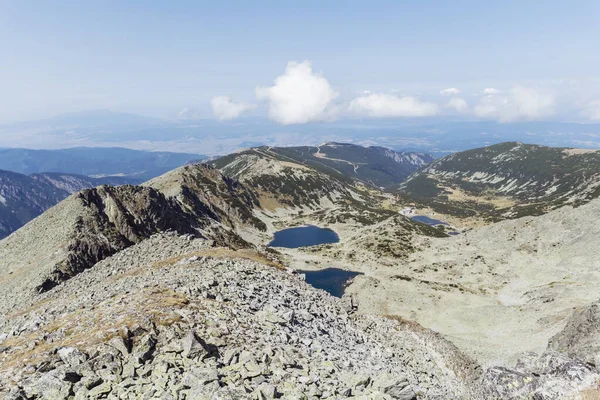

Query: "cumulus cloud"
left=440, top=87, right=460, bottom=96
left=177, top=107, right=202, bottom=120
left=446, top=97, right=469, bottom=113
left=348, top=93, right=438, bottom=117
left=581, top=100, right=600, bottom=120
left=256, top=61, right=338, bottom=124
left=473, top=86, right=555, bottom=123
left=210, top=96, right=256, bottom=120
left=483, top=88, right=500, bottom=95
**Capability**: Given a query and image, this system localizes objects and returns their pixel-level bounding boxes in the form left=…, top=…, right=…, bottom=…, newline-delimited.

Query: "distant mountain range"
left=0, top=147, right=205, bottom=181
left=4, top=109, right=600, bottom=156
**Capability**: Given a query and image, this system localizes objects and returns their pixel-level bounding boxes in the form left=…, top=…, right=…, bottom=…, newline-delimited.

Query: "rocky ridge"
left=399, top=142, right=600, bottom=221
left=212, top=143, right=434, bottom=192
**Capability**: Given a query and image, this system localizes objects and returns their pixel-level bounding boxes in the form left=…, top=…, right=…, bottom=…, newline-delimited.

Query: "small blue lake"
left=298, top=268, right=362, bottom=298
left=410, top=215, right=448, bottom=226
left=411, top=215, right=460, bottom=236
left=268, top=225, right=340, bottom=248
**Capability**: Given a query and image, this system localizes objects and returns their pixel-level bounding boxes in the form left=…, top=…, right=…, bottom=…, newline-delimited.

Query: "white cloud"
left=483, top=88, right=500, bottom=95
left=446, top=97, right=469, bottom=113
left=581, top=100, right=600, bottom=120
left=256, top=61, right=338, bottom=124
left=473, top=86, right=555, bottom=122
left=210, top=96, right=256, bottom=120
left=349, top=93, right=438, bottom=118
left=440, top=87, right=460, bottom=96
left=177, top=107, right=201, bottom=120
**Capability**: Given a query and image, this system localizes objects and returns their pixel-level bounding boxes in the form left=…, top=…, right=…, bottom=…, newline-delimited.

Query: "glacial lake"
left=268, top=225, right=340, bottom=248
left=411, top=215, right=460, bottom=236
left=298, top=268, right=362, bottom=298
left=410, top=215, right=448, bottom=226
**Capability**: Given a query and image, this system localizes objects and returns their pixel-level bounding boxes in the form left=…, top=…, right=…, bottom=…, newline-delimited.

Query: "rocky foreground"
left=0, top=233, right=599, bottom=399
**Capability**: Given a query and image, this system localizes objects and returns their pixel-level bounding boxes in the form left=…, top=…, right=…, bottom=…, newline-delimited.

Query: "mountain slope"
left=346, top=196, right=600, bottom=368
left=0, top=170, right=137, bottom=239
left=213, top=142, right=434, bottom=191
left=145, top=163, right=267, bottom=234
left=0, top=170, right=68, bottom=240
left=0, top=234, right=494, bottom=399
left=212, top=147, right=365, bottom=210
left=0, top=164, right=268, bottom=315
left=399, top=142, right=600, bottom=220
left=2, top=154, right=600, bottom=397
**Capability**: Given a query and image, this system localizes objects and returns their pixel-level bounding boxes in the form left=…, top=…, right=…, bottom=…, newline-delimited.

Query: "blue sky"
left=1, top=1, right=600, bottom=123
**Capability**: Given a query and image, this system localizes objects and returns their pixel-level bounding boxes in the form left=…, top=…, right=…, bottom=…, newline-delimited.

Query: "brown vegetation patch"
left=113, top=248, right=285, bottom=280
left=381, top=314, right=428, bottom=334
left=0, top=288, right=188, bottom=373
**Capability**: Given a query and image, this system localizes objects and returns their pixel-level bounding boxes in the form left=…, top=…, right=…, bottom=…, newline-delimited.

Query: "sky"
left=1, top=1, right=600, bottom=124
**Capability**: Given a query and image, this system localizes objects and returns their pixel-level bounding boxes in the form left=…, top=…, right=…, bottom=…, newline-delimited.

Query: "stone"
left=88, top=382, right=113, bottom=397
left=108, top=335, right=131, bottom=356
left=181, top=330, right=210, bottom=360
left=57, top=347, right=87, bottom=367
left=132, top=334, right=157, bottom=363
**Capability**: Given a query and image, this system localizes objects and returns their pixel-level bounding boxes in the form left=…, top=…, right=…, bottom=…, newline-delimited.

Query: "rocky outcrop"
left=547, top=300, right=600, bottom=366
left=0, top=164, right=272, bottom=316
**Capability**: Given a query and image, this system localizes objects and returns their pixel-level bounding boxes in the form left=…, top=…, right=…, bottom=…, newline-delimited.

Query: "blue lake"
left=298, top=268, right=362, bottom=298
left=268, top=225, right=340, bottom=248
left=410, top=215, right=449, bottom=226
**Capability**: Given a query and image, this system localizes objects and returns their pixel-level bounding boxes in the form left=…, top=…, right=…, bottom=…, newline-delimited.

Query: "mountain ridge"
left=213, top=143, right=434, bottom=190
left=398, top=141, right=600, bottom=221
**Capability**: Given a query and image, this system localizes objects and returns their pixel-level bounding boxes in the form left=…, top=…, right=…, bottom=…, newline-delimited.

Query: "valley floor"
left=255, top=200, right=600, bottom=368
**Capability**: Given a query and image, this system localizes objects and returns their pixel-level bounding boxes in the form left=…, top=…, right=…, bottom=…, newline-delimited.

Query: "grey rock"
left=181, top=330, right=210, bottom=360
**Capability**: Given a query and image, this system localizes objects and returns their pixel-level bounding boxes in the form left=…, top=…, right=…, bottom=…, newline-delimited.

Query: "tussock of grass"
left=381, top=314, right=427, bottom=333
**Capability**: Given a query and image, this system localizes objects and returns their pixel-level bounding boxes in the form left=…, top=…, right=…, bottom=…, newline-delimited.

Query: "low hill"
left=398, top=142, right=600, bottom=220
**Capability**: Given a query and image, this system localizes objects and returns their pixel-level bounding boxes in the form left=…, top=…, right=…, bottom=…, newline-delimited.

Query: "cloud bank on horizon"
left=205, top=60, right=599, bottom=125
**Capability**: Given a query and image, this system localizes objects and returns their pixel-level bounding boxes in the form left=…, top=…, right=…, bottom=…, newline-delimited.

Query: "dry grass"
left=581, top=387, right=600, bottom=400
left=381, top=314, right=428, bottom=333
left=0, top=288, right=188, bottom=373
left=5, top=298, right=55, bottom=319
left=113, top=247, right=285, bottom=280
left=258, top=193, right=285, bottom=211
left=444, top=184, right=516, bottom=209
